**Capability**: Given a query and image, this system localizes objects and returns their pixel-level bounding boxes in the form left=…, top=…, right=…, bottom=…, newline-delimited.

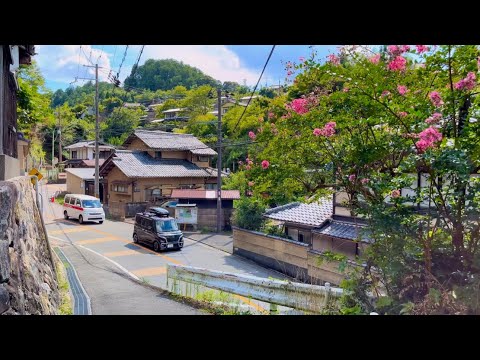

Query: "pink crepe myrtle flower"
left=287, top=98, right=309, bottom=114
left=387, top=45, right=401, bottom=56
left=261, top=160, right=270, bottom=169
left=398, top=111, right=408, bottom=118
left=416, top=45, right=429, bottom=54
left=454, top=72, right=476, bottom=90
left=391, top=189, right=401, bottom=198
left=248, top=131, right=256, bottom=140
left=287, top=70, right=293, bottom=76
left=343, top=87, right=350, bottom=92
left=478, top=57, right=480, bottom=69
left=381, top=90, right=391, bottom=98
left=248, top=181, right=255, bottom=187
left=299, top=56, right=305, bottom=62
left=429, top=91, right=444, bottom=107
left=369, top=54, right=381, bottom=64
left=245, top=165, right=251, bottom=170
left=397, top=85, right=408, bottom=96
left=314, top=121, right=336, bottom=137
left=327, top=54, right=340, bottom=65
left=416, top=126, right=443, bottom=153
left=349, top=174, right=356, bottom=182
left=388, top=56, right=407, bottom=71
left=361, top=178, right=370, bottom=184
left=268, top=112, right=274, bottom=119
left=425, top=112, right=442, bottom=124
left=238, top=160, right=243, bottom=165
left=400, top=45, right=411, bottom=52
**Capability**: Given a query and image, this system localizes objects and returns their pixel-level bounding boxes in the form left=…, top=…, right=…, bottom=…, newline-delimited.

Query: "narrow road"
left=40, top=182, right=291, bottom=314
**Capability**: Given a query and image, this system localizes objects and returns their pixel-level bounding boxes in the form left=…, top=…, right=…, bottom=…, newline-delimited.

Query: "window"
left=179, top=184, right=194, bottom=189
left=205, top=183, right=216, bottom=190
left=145, top=188, right=162, bottom=202
left=298, top=232, right=305, bottom=243
left=82, top=200, right=101, bottom=208
left=197, top=155, right=209, bottom=162
left=75, top=199, right=81, bottom=207
left=71, top=151, right=77, bottom=159
left=156, top=219, right=179, bottom=232
left=155, top=151, right=162, bottom=159
left=112, top=184, right=128, bottom=193
left=134, top=184, right=140, bottom=192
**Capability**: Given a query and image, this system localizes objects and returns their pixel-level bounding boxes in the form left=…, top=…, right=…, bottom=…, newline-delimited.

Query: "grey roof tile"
left=315, top=220, right=372, bottom=243
left=133, top=130, right=217, bottom=156
left=264, top=197, right=332, bottom=227
left=112, top=151, right=215, bottom=178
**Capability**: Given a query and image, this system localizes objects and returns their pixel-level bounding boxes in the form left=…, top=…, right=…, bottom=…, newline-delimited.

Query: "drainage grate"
left=55, top=248, right=92, bottom=315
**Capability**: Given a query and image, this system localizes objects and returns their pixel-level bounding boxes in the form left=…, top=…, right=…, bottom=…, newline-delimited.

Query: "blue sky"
left=35, top=45, right=338, bottom=92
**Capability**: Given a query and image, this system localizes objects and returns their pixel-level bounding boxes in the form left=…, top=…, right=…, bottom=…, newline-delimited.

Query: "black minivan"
left=133, top=208, right=184, bottom=252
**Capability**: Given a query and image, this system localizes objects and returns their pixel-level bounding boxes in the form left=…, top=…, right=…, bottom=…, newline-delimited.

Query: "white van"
left=63, top=194, right=105, bottom=224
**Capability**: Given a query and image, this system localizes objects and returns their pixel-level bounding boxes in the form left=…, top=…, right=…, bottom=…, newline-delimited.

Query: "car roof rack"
left=147, top=207, right=170, bottom=217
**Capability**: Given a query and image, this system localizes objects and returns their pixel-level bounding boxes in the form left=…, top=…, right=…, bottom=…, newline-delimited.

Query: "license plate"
left=167, top=244, right=174, bottom=248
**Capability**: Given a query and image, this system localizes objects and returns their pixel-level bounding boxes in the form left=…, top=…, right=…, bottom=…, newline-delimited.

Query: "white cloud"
left=36, top=45, right=112, bottom=86
left=36, top=45, right=262, bottom=89
left=137, top=45, right=259, bottom=85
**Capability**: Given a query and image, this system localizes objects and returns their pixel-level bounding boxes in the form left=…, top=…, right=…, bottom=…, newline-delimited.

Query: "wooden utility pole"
left=94, top=63, right=99, bottom=199
left=80, top=63, right=101, bottom=199
left=58, top=112, right=62, bottom=165
left=216, top=88, right=223, bottom=233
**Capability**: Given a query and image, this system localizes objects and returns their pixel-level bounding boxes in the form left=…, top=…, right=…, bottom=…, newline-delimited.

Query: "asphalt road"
left=40, top=183, right=290, bottom=314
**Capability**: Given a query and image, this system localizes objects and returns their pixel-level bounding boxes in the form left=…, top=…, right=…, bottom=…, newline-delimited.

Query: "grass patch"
left=54, top=251, right=73, bottom=315
left=55, top=195, right=65, bottom=205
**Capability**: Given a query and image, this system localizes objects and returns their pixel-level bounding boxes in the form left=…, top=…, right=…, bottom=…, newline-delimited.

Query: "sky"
left=35, top=45, right=338, bottom=92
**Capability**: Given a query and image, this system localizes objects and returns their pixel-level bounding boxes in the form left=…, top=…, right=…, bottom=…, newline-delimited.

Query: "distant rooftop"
left=171, top=189, right=240, bottom=200
left=65, top=168, right=95, bottom=180
left=264, top=197, right=332, bottom=227
left=313, top=220, right=372, bottom=243
left=64, top=141, right=115, bottom=150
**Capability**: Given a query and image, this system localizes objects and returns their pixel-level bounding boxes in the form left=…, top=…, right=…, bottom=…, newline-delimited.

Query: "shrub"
left=232, top=198, right=266, bottom=231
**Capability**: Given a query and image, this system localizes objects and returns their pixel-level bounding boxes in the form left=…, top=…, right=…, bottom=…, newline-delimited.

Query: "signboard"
left=28, top=168, right=43, bottom=185
left=175, top=204, right=198, bottom=224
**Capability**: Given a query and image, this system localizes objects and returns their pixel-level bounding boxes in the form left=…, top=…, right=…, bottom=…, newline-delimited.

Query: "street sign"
left=29, top=168, right=43, bottom=185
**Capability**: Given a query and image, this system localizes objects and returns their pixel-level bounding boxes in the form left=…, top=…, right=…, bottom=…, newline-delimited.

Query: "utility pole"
left=94, top=63, right=100, bottom=199
left=80, top=64, right=101, bottom=199
left=216, top=88, right=223, bottom=233
left=51, top=128, right=55, bottom=169
left=58, top=112, right=62, bottom=165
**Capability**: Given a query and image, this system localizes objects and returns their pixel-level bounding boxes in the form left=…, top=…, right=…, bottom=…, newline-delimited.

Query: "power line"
left=115, top=45, right=129, bottom=85
left=231, top=45, right=276, bottom=134
left=96, top=45, right=105, bottom=63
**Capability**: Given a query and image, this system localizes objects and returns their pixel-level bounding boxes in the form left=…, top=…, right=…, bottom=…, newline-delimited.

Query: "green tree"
left=124, top=59, right=220, bottom=91
left=103, top=107, right=143, bottom=144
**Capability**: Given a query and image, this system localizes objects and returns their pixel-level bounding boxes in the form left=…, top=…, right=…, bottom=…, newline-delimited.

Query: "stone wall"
left=0, top=176, right=60, bottom=314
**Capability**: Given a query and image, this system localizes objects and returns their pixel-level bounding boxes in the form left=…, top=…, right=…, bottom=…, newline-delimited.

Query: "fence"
left=167, top=264, right=343, bottom=314
left=233, top=227, right=358, bottom=285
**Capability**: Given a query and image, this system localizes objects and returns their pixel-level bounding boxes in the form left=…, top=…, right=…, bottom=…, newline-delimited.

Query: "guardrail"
left=167, top=264, right=344, bottom=314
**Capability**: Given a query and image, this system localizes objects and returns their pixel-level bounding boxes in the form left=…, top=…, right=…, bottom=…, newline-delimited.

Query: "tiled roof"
left=111, top=151, right=216, bottom=178
left=131, top=130, right=217, bottom=156
left=314, top=220, right=372, bottom=243
left=64, top=141, right=114, bottom=150
left=170, top=189, right=240, bottom=200
left=81, top=159, right=105, bottom=167
left=264, top=197, right=332, bottom=227
left=65, top=168, right=95, bottom=180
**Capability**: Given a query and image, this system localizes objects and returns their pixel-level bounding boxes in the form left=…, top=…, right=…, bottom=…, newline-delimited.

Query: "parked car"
left=133, top=208, right=184, bottom=252
left=158, top=200, right=178, bottom=208
left=63, top=194, right=105, bottom=224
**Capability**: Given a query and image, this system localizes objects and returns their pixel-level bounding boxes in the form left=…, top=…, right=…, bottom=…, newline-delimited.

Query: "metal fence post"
left=269, top=303, right=278, bottom=315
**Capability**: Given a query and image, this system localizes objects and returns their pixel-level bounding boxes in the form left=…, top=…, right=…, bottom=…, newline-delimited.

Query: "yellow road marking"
left=77, top=237, right=119, bottom=245
left=53, top=219, right=266, bottom=312
left=49, top=227, right=90, bottom=235
left=234, top=295, right=269, bottom=314
left=132, top=267, right=167, bottom=277
left=103, top=249, right=140, bottom=258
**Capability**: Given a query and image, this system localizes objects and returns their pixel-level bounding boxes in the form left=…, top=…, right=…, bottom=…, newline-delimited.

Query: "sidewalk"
left=184, top=232, right=233, bottom=254
left=60, top=244, right=204, bottom=315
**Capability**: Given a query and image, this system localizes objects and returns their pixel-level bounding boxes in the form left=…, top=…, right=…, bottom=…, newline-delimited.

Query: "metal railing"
left=167, top=264, right=343, bottom=314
